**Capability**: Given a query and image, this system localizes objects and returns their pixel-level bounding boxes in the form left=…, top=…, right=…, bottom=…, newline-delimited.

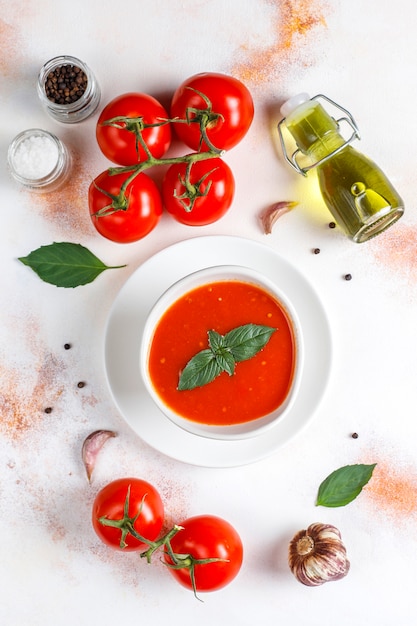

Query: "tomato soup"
left=147, top=280, right=296, bottom=426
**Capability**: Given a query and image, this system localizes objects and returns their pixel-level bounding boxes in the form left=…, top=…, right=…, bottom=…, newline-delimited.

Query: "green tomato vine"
left=93, top=88, right=226, bottom=217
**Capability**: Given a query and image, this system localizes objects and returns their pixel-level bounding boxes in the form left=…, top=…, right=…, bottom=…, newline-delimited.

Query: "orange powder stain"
left=29, top=150, right=95, bottom=238
left=233, top=0, right=330, bottom=86
left=272, top=0, right=328, bottom=48
left=0, top=352, right=66, bottom=439
left=0, top=18, right=24, bottom=77
left=369, top=222, right=417, bottom=284
left=362, top=460, right=417, bottom=525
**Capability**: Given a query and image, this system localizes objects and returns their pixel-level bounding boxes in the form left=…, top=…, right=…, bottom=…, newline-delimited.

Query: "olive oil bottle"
left=278, top=94, right=404, bottom=243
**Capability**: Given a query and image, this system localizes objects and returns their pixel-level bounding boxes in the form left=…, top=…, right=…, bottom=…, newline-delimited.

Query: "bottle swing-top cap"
left=279, top=93, right=311, bottom=118
left=278, top=93, right=361, bottom=175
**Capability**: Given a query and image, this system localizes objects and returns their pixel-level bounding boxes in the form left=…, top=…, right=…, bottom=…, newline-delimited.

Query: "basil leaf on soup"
left=178, top=323, right=276, bottom=391
left=177, top=349, right=223, bottom=391
left=226, top=324, right=276, bottom=362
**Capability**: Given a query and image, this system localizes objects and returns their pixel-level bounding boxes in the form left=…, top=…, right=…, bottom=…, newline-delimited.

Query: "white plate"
left=104, top=235, right=332, bottom=467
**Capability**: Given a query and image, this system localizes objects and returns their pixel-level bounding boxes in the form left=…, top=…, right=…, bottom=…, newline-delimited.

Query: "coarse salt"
left=12, top=134, right=59, bottom=179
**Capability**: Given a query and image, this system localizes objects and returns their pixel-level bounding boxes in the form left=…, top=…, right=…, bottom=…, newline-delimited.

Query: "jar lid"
left=280, top=93, right=311, bottom=118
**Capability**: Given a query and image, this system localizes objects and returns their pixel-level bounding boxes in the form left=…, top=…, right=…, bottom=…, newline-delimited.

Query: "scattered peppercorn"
left=313, top=248, right=321, bottom=254
left=351, top=432, right=359, bottom=439
left=64, top=343, right=71, bottom=350
left=77, top=381, right=86, bottom=388
left=328, top=222, right=336, bottom=229
left=44, top=407, right=53, bottom=414
left=44, top=64, right=87, bottom=104
left=344, top=274, right=352, bottom=281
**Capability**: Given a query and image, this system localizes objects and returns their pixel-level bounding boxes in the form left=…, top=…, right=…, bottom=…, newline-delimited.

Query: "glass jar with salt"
left=7, top=129, right=71, bottom=192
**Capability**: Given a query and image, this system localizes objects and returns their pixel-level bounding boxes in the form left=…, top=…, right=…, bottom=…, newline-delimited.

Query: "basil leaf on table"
left=18, top=242, right=126, bottom=288
left=178, top=323, right=276, bottom=391
left=316, top=463, right=377, bottom=507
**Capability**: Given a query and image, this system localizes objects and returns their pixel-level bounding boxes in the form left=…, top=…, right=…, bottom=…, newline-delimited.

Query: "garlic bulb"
left=288, top=523, right=350, bottom=586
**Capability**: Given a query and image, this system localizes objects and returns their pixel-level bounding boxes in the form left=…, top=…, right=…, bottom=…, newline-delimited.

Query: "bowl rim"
left=140, top=264, right=304, bottom=441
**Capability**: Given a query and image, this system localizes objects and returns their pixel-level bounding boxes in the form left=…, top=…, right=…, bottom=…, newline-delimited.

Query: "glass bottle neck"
left=285, top=100, right=346, bottom=162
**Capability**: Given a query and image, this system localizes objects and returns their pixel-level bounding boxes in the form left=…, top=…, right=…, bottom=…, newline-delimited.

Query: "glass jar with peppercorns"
left=37, top=55, right=101, bottom=123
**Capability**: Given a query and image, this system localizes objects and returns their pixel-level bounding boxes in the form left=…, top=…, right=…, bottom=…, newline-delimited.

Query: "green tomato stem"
left=97, top=486, right=227, bottom=600
left=96, top=91, right=226, bottom=216
left=139, top=525, right=184, bottom=564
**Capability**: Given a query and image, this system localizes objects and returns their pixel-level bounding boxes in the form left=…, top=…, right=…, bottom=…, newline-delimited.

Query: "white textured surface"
left=1, top=1, right=417, bottom=624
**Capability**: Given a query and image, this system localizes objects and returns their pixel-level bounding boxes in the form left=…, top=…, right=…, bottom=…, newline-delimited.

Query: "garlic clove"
left=81, top=429, right=117, bottom=481
left=288, top=523, right=350, bottom=586
left=260, top=201, right=298, bottom=234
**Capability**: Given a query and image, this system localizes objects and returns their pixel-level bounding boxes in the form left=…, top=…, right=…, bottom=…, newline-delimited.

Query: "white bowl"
left=140, top=265, right=304, bottom=440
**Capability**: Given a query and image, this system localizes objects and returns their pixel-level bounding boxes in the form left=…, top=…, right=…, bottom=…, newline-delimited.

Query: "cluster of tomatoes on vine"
left=88, top=72, right=254, bottom=243
left=92, top=477, right=243, bottom=598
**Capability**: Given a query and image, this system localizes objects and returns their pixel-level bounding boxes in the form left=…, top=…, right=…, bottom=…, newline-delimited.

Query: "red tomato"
left=164, top=515, right=243, bottom=592
left=88, top=169, right=162, bottom=243
left=162, top=156, right=235, bottom=226
left=92, top=478, right=164, bottom=551
left=96, top=93, right=171, bottom=165
left=170, top=73, right=254, bottom=152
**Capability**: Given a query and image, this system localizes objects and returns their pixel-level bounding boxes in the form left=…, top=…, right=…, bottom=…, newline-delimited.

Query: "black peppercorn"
left=44, top=407, right=53, bottom=414
left=351, top=432, right=359, bottom=439
left=328, top=222, right=336, bottom=229
left=44, top=64, right=87, bottom=104
left=64, top=343, right=71, bottom=350
left=313, top=248, right=321, bottom=254
left=77, top=381, right=86, bottom=388
left=344, top=273, right=352, bottom=281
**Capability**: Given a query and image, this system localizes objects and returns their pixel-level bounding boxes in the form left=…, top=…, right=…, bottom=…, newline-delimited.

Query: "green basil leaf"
left=178, top=349, right=222, bottom=391
left=215, top=351, right=235, bottom=376
left=208, top=330, right=225, bottom=353
left=18, top=242, right=126, bottom=288
left=316, top=463, right=377, bottom=507
left=226, top=324, right=276, bottom=362
left=208, top=330, right=235, bottom=375
left=178, top=322, right=276, bottom=391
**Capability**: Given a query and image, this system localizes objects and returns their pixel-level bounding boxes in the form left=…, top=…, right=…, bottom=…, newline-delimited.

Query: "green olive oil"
left=279, top=95, right=404, bottom=243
